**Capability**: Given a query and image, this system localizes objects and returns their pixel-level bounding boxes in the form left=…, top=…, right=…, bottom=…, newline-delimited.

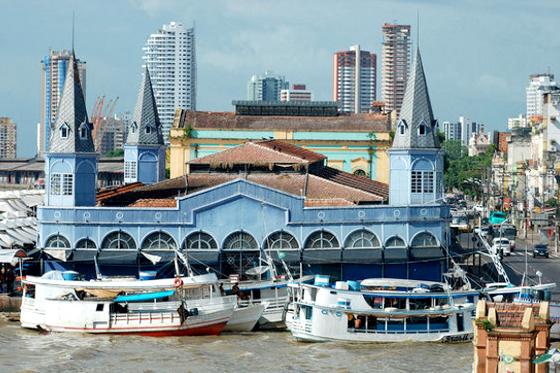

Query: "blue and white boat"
left=289, top=277, right=478, bottom=343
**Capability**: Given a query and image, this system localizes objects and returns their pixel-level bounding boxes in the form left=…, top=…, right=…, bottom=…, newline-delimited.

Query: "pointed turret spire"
left=126, top=67, right=164, bottom=145
left=391, top=47, right=439, bottom=149
left=48, top=54, right=94, bottom=153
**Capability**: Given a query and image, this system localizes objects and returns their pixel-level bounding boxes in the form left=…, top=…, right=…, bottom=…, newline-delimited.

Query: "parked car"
left=533, top=244, right=549, bottom=258
left=492, top=237, right=511, bottom=256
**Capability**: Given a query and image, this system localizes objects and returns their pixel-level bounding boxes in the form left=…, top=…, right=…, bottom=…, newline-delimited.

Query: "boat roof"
left=360, top=278, right=447, bottom=289
left=24, top=273, right=219, bottom=290
left=484, top=282, right=556, bottom=295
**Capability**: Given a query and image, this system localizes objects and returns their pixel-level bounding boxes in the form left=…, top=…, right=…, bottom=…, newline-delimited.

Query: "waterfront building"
left=143, top=21, right=196, bottom=143
left=169, top=100, right=391, bottom=182
left=332, top=45, right=377, bottom=114
left=280, top=84, right=312, bottom=102
left=247, top=71, right=289, bottom=102
left=123, top=67, right=166, bottom=185
left=381, top=23, right=411, bottom=115
left=40, top=50, right=86, bottom=156
left=0, top=117, right=17, bottom=159
left=37, top=45, right=451, bottom=282
left=526, top=73, right=558, bottom=118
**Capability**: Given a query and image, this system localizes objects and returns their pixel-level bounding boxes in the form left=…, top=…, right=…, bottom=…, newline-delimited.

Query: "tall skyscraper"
left=247, top=71, right=289, bottom=101
left=143, top=21, right=196, bottom=143
left=332, top=45, right=377, bottom=113
left=40, top=49, right=86, bottom=156
left=526, top=73, right=558, bottom=117
left=442, top=121, right=461, bottom=142
left=0, top=117, right=17, bottom=159
left=381, top=23, right=411, bottom=115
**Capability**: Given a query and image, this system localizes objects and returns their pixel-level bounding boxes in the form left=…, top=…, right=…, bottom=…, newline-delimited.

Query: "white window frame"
left=125, top=161, right=137, bottom=179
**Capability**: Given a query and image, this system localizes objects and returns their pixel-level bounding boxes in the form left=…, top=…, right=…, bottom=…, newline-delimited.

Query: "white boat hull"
left=224, top=304, right=265, bottom=332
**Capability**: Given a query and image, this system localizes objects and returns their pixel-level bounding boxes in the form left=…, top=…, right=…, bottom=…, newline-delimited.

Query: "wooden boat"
left=20, top=273, right=235, bottom=336
left=289, top=277, right=478, bottom=343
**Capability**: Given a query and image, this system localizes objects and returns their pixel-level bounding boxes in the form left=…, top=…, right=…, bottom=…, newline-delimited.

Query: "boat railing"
left=239, top=295, right=289, bottom=310
left=111, top=309, right=180, bottom=326
left=348, top=327, right=450, bottom=334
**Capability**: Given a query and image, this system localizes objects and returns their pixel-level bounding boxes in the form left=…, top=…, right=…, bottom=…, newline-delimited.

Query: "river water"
left=0, top=318, right=473, bottom=373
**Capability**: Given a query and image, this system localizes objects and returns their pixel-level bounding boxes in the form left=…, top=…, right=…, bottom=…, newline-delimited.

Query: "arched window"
left=60, top=124, right=69, bottom=139
left=411, top=232, right=438, bottom=248
left=101, top=231, right=136, bottom=250
left=397, top=120, right=407, bottom=135
left=79, top=123, right=88, bottom=139
left=145, top=126, right=152, bottom=134
left=345, top=230, right=381, bottom=249
left=264, top=231, right=299, bottom=250
left=45, top=234, right=70, bottom=249
left=353, top=169, right=367, bottom=178
left=130, top=122, right=138, bottom=133
left=183, top=232, right=218, bottom=250
left=141, top=231, right=176, bottom=251
left=304, top=231, right=339, bottom=249
left=385, top=236, right=406, bottom=248
left=418, top=124, right=426, bottom=136
left=75, top=238, right=96, bottom=249
left=223, top=232, right=258, bottom=251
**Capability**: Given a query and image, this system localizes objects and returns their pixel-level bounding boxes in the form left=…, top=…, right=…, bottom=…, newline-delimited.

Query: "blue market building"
left=38, top=48, right=450, bottom=281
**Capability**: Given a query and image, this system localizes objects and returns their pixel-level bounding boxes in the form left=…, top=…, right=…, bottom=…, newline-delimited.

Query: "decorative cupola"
left=388, top=47, right=444, bottom=205
left=45, top=53, right=98, bottom=207
left=124, top=66, right=166, bottom=184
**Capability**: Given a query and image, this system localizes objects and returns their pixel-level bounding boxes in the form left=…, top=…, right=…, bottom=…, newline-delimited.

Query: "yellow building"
left=169, top=102, right=392, bottom=183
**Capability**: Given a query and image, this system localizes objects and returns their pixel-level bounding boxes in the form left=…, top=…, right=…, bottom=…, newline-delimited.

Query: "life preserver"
left=174, top=277, right=184, bottom=288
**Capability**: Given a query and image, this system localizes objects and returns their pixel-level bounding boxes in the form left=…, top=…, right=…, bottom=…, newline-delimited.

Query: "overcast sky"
left=1, top=0, right=559, bottom=157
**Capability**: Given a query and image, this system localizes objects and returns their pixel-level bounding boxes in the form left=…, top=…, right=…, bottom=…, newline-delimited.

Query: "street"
left=458, top=232, right=560, bottom=301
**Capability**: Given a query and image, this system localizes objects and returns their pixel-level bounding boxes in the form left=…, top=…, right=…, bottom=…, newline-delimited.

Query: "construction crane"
left=91, top=96, right=120, bottom=153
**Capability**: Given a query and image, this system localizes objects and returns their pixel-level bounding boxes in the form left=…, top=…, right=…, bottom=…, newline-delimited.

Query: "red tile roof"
left=128, top=198, right=177, bottom=208
left=96, top=182, right=144, bottom=204
left=311, top=166, right=389, bottom=198
left=189, top=140, right=325, bottom=167
left=173, top=110, right=390, bottom=132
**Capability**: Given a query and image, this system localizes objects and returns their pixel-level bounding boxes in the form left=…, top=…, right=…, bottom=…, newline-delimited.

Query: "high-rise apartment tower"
left=381, top=24, right=411, bottom=115
left=332, top=45, right=377, bottom=113
left=247, top=71, right=289, bottom=101
left=143, top=21, right=196, bottom=143
left=0, top=117, right=17, bottom=159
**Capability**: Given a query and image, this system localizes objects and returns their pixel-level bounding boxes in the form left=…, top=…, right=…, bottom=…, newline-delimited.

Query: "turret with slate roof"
left=45, top=53, right=98, bottom=207
left=388, top=47, right=444, bottom=206
left=124, top=67, right=166, bottom=184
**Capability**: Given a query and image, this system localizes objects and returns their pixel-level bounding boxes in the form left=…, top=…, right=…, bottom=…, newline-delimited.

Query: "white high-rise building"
left=332, top=45, right=377, bottom=113
left=442, top=121, right=461, bottom=141
left=143, top=21, right=196, bottom=143
left=526, top=73, right=557, bottom=117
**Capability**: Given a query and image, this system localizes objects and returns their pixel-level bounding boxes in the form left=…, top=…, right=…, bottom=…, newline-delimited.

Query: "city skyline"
left=1, top=0, right=560, bottom=157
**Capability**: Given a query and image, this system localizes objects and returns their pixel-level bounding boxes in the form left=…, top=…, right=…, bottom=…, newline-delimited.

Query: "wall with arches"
left=38, top=178, right=450, bottom=280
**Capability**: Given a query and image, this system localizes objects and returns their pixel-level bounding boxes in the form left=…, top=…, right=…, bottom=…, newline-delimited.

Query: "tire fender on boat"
left=174, top=278, right=184, bottom=288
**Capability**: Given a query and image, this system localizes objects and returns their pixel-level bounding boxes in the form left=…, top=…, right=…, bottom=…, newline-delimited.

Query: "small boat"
left=20, top=272, right=236, bottom=336
left=482, top=281, right=560, bottom=339
left=289, top=277, right=478, bottom=343
left=223, top=303, right=265, bottom=332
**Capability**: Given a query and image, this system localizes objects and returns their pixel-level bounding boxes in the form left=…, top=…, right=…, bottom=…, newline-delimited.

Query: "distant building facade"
left=93, top=114, right=129, bottom=155
left=143, top=21, right=196, bottom=143
left=332, top=45, right=377, bottom=113
left=442, top=121, right=462, bottom=142
left=40, top=50, right=86, bottom=156
left=0, top=117, right=17, bottom=159
left=526, top=73, right=558, bottom=117
left=280, top=84, right=312, bottom=102
left=468, top=132, right=491, bottom=156
left=381, top=23, right=411, bottom=115
left=169, top=101, right=391, bottom=182
left=247, top=71, right=289, bottom=102
left=508, top=114, right=527, bottom=130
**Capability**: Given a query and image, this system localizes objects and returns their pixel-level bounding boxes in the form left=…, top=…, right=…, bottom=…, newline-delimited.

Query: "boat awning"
left=114, top=290, right=175, bottom=303
left=0, top=248, right=27, bottom=265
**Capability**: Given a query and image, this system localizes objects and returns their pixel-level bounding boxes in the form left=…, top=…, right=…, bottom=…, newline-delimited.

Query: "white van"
left=492, top=237, right=511, bottom=256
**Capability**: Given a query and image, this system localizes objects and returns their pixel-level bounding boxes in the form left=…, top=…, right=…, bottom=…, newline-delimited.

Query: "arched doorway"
left=221, top=232, right=259, bottom=278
